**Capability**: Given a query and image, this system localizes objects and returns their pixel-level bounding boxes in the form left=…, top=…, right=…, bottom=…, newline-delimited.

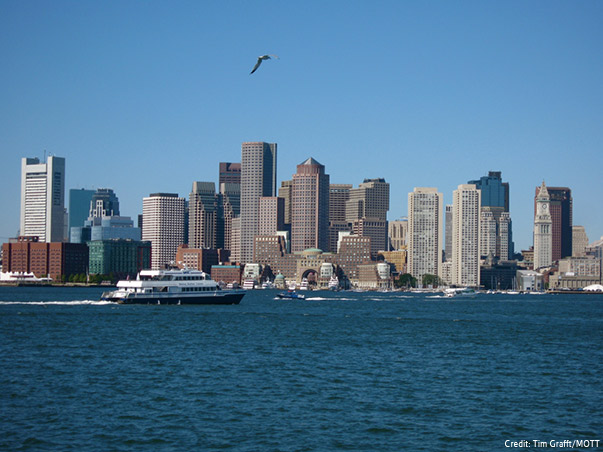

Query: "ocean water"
left=0, top=287, right=601, bottom=451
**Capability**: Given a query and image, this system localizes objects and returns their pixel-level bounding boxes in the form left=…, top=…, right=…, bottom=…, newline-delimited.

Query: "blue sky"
left=1, top=1, right=602, bottom=251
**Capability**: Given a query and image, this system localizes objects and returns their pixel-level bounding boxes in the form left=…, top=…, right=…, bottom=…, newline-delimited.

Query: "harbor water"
left=1, top=287, right=601, bottom=451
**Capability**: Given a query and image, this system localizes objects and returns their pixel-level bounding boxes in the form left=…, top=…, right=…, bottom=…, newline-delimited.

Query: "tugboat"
left=100, top=269, right=245, bottom=305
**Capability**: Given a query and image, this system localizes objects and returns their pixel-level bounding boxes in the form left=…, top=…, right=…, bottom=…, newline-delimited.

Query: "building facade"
left=535, top=185, right=572, bottom=261
left=291, top=158, right=330, bottom=253
left=20, top=156, right=66, bottom=243
left=572, top=226, right=589, bottom=257
left=142, top=193, right=186, bottom=270
left=533, top=181, right=553, bottom=270
left=408, top=188, right=443, bottom=282
left=88, top=239, right=151, bottom=276
left=188, top=182, right=218, bottom=249
left=452, top=184, right=481, bottom=287
left=240, top=142, right=277, bottom=263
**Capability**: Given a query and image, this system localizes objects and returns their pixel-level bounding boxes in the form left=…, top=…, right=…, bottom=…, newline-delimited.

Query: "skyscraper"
left=291, top=158, right=330, bottom=253
left=533, top=181, right=553, bottom=270
left=68, top=188, right=94, bottom=232
left=220, top=182, right=240, bottom=253
left=469, top=171, right=513, bottom=259
left=452, top=184, right=481, bottom=287
left=327, top=184, right=352, bottom=253
left=408, top=188, right=443, bottom=282
left=535, top=185, right=572, bottom=260
left=444, top=205, right=453, bottom=262
left=188, top=182, right=218, bottom=249
left=20, top=156, right=66, bottom=242
left=219, top=162, right=241, bottom=186
left=240, top=142, right=277, bottom=263
left=142, top=193, right=186, bottom=270
left=345, top=178, right=390, bottom=258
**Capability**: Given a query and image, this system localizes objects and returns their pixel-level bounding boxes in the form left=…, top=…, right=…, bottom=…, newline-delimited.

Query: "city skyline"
left=1, top=2, right=602, bottom=250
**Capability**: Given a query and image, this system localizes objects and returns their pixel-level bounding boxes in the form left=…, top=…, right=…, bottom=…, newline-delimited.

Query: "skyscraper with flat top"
left=291, top=158, right=330, bottom=253
left=20, top=156, right=66, bottom=242
left=240, top=142, right=277, bottom=263
left=452, top=184, right=481, bottom=287
left=142, top=193, right=186, bottom=270
left=408, top=188, right=443, bottom=282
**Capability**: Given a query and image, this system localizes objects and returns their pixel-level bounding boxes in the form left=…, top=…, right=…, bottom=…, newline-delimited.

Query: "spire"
left=537, top=180, right=549, bottom=199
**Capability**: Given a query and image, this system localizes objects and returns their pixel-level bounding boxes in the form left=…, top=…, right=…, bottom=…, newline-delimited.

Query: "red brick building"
left=2, top=237, right=88, bottom=280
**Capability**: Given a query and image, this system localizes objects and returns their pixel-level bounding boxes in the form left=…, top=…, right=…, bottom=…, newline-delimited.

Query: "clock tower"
left=534, top=181, right=552, bottom=270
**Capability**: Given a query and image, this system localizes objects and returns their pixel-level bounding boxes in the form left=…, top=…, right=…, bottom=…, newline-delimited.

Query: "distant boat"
left=299, top=278, right=309, bottom=291
left=243, top=279, right=256, bottom=290
left=262, top=280, right=275, bottom=289
left=328, top=276, right=339, bottom=291
left=444, top=287, right=477, bottom=298
left=276, top=290, right=305, bottom=300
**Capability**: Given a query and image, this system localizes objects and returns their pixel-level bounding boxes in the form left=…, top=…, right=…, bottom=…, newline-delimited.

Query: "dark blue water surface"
left=1, top=287, right=601, bottom=451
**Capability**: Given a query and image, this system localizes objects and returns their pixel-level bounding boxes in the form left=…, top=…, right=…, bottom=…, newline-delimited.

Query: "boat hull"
left=101, top=290, right=245, bottom=305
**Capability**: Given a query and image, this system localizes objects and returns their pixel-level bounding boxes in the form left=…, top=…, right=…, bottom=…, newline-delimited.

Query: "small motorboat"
left=276, top=290, right=305, bottom=300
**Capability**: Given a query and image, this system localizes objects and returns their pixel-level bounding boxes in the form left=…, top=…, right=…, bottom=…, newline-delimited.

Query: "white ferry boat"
left=100, top=269, right=245, bottom=305
left=444, top=287, right=477, bottom=298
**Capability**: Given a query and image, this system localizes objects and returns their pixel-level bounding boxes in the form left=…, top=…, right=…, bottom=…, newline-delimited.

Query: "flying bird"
left=250, top=54, right=279, bottom=74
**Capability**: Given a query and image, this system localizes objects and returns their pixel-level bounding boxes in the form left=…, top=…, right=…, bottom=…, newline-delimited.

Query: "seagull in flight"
left=250, top=54, right=279, bottom=74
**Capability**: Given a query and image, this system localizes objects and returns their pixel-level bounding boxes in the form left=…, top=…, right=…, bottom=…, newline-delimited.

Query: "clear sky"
left=1, top=1, right=602, bottom=251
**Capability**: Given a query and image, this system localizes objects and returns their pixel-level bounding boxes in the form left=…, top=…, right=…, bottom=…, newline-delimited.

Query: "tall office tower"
left=188, top=182, right=218, bottom=249
left=291, top=158, right=330, bottom=253
left=69, top=188, right=94, bottom=232
left=469, top=171, right=513, bottom=259
left=572, top=226, right=589, bottom=257
left=240, top=142, right=277, bottom=263
left=219, top=162, right=241, bottom=186
left=444, top=205, right=453, bottom=261
left=533, top=181, right=553, bottom=270
left=535, top=186, right=572, bottom=260
left=220, top=182, right=240, bottom=253
left=89, top=188, right=120, bottom=217
left=20, top=156, right=66, bottom=242
left=229, top=217, right=241, bottom=262
left=278, top=180, right=293, bottom=227
left=479, top=208, right=510, bottom=260
left=327, top=184, right=352, bottom=253
left=452, top=184, right=481, bottom=287
left=388, top=218, right=408, bottom=251
left=345, top=178, right=390, bottom=257
left=259, top=197, right=285, bottom=235
left=142, top=193, right=186, bottom=270
left=408, top=188, right=443, bottom=282
left=329, top=184, right=352, bottom=222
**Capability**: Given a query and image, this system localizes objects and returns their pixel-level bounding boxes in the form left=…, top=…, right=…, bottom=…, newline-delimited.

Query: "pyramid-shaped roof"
left=299, top=157, right=322, bottom=166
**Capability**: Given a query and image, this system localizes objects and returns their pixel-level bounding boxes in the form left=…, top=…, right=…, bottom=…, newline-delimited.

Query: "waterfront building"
left=335, top=235, right=371, bottom=283
left=291, top=158, right=330, bottom=253
left=20, top=156, right=66, bottom=243
left=388, top=219, right=408, bottom=251
left=175, top=245, right=218, bottom=274
left=377, top=250, right=407, bottom=275
left=68, top=188, right=94, bottom=232
left=2, top=236, right=88, bottom=280
left=188, top=182, right=218, bottom=249
left=352, top=217, right=387, bottom=259
left=516, top=269, right=544, bottom=292
left=452, top=184, right=481, bottom=287
left=572, top=226, right=589, bottom=257
left=240, top=142, right=277, bottom=263
left=533, top=181, right=553, bottom=270
left=219, top=162, right=241, bottom=186
left=549, top=256, right=601, bottom=289
left=408, top=188, right=443, bottom=282
left=142, top=193, right=186, bottom=270
left=535, top=185, right=572, bottom=261
left=88, top=239, right=151, bottom=277
left=211, top=264, right=243, bottom=286
left=480, top=256, right=517, bottom=291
